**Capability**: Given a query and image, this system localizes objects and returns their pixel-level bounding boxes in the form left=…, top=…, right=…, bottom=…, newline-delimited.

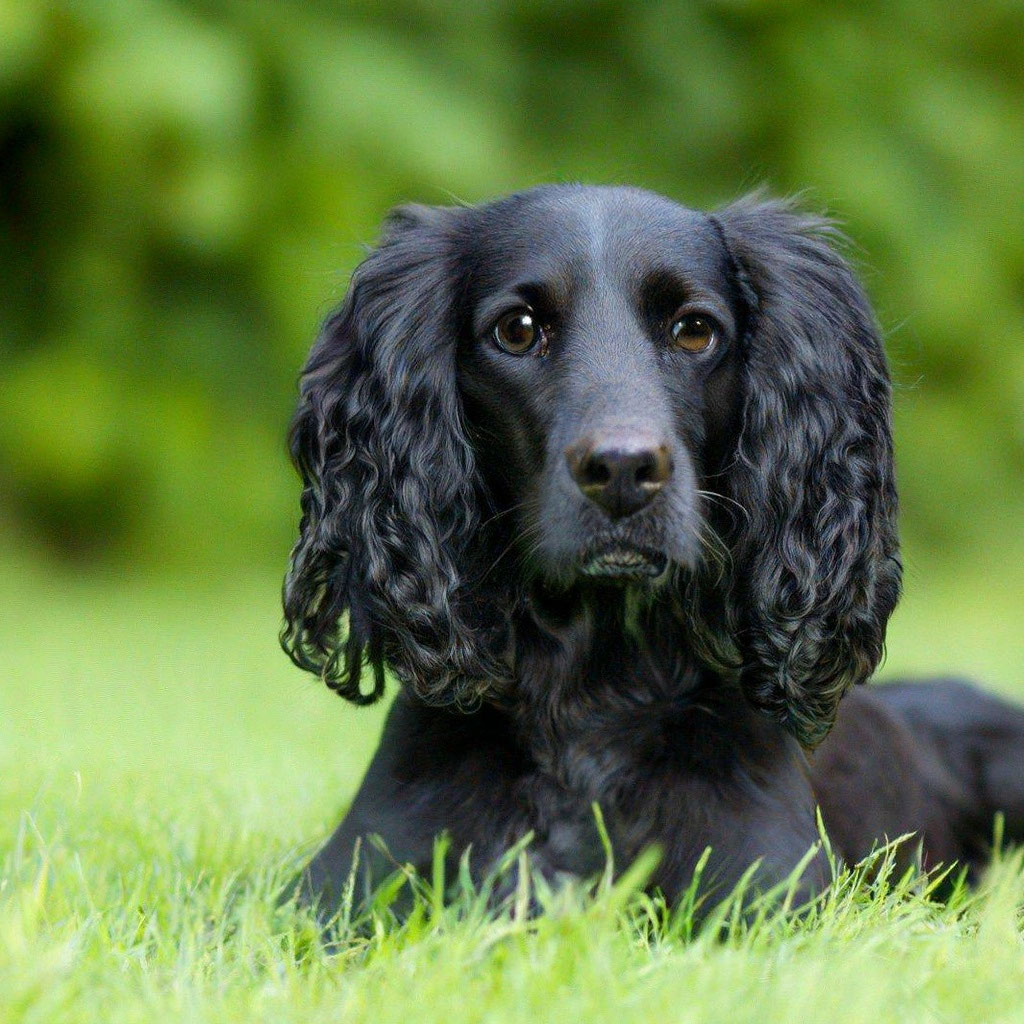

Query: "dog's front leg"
left=298, top=692, right=530, bottom=918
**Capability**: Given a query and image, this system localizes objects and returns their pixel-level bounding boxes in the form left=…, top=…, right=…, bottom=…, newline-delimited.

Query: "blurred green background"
left=1, top=0, right=1023, bottom=686
left=3, top=11, right=1023, bottom=1011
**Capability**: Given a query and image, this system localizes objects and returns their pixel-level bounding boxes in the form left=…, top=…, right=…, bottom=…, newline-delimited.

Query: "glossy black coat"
left=281, top=186, right=1024, bottom=913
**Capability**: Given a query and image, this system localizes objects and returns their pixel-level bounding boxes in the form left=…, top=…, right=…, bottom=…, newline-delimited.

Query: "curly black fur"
left=707, top=198, right=902, bottom=746
left=281, top=185, right=1024, bottom=911
left=282, top=205, right=513, bottom=707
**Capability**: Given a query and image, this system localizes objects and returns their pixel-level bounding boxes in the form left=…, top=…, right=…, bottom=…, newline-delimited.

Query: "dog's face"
left=455, top=188, right=744, bottom=588
left=281, top=185, right=901, bottom=747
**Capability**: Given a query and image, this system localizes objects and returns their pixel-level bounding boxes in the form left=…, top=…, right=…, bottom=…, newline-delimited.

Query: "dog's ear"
left=281, top=205, right=510, bottom=705
left=708, top=196, right=901, bottom=747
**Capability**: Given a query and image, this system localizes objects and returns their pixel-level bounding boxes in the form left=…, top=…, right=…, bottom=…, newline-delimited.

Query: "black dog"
left=281, top=185, right=1024, bottom=910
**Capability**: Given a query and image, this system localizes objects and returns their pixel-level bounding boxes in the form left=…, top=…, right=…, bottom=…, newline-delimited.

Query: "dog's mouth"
left=580, top=543, right=668, bottom=580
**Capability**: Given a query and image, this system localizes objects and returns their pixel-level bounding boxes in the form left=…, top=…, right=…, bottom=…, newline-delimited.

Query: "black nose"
left=567, top=438, right=673, bottom=519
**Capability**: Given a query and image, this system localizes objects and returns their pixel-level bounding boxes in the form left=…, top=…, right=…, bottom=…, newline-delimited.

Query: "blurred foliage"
left=0, top=0, right=1022, bottom=570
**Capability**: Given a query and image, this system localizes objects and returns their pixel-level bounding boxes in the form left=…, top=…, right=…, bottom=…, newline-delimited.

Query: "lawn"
left=3, top=548, right=1024, bottom=1024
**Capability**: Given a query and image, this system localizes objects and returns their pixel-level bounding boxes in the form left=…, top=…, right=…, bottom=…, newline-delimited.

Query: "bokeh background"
left=2, top=0, right=1023, bottom=806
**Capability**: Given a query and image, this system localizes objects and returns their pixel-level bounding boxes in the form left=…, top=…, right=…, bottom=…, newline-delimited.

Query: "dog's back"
left=813, top=678, right=1024, bottom=876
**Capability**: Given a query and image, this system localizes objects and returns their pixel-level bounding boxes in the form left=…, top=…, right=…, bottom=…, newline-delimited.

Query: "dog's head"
left=281, top=185, right=901, bottom=747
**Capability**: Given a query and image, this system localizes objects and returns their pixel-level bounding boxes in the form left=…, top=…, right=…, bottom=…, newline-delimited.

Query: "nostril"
left=634, top=447, right=672, bottom=491
left=582, top=458, right=611, bottom=487
left=634, top=456, right=656, bottom=486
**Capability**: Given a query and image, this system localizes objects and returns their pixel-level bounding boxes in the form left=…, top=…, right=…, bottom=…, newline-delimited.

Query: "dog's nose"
left=567, top=438, right=673, bottom=519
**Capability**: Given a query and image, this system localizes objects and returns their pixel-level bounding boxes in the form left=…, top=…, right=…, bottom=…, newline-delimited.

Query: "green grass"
left=3, top=549, right=1024, bottom=1024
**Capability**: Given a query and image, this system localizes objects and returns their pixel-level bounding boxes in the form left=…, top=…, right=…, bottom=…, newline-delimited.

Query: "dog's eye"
left=671, top=314, right=717, bottom=353
left=494, top=310, right=543, bottom=355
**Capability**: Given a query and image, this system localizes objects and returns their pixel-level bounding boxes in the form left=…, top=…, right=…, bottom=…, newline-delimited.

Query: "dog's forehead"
left=464, top=186, right=723, bottom=288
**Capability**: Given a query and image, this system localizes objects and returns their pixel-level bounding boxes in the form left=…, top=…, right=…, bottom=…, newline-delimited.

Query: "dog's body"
left=305, top=678, right=1024, bottom=908
left=281, top=185, right=1024, bottom=911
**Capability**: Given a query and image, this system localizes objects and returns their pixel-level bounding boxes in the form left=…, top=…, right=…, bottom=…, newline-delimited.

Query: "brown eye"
left=671, top=313, right=717, bottom=353
left=494, top=310, right=542, bottom=355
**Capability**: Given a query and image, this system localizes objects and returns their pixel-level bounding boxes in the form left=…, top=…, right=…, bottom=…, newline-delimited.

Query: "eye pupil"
left=495, top=311, right=540, bottom=354
left=671, top=314, right=716, bottom=352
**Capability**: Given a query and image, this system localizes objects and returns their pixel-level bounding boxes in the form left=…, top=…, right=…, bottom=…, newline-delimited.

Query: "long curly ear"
left=281, top=205, right=510, bottom=705
left=709, top=196, right=901, bottom=748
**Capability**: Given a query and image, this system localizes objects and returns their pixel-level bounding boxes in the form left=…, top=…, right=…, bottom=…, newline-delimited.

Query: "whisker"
left=478, top=500, right=532, bottom=532
left=478, top=517, right=544, bottom=583
left=696, top=520, right=733, bottom=588
left=696, top=489, right=750, bottom=525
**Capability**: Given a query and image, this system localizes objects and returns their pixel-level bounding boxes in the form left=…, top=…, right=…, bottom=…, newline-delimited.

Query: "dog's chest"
left=519, top=707, right=696, bottom=876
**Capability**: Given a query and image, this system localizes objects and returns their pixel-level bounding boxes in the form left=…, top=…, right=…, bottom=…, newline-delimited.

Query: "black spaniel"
left=281, top=185, right=1024, bottom=912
